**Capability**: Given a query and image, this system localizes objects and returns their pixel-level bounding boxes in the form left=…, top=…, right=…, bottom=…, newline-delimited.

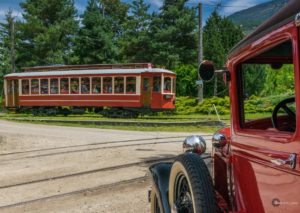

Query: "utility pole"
left=197, top=3, right=203, bottom=102
left=102, top=3, right=105, bottom=17
left=10, top=19, right=16, bottom=73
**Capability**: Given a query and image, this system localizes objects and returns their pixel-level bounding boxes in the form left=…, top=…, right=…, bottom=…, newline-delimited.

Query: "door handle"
left=270, top=153, right=297, bottom=169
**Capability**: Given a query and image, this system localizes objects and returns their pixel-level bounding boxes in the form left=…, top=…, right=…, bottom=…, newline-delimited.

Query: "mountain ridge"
left=228, top=0, right=289, bottom=33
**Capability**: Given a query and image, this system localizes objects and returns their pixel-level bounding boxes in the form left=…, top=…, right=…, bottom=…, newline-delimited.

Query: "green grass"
left=0, top=112, right=228, bottom=122
left=0, top=108, right=273, bottom=122
left=7, top=119, right=221, bottom=133
left=0, top=98, right=272, bottom=133
left=0, top=110, right=273, bottom=133
left=0, top=111, right=224, bottom=133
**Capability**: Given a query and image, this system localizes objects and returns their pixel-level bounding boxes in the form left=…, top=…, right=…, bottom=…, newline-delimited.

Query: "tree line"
left=0, top=0, right=244, bottom=97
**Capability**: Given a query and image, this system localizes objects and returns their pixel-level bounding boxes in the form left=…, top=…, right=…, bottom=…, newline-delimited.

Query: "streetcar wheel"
left=32, top=107, right=39, bottom=116
left=62, top=108, right=71, bottom=116
left=150, top=187, right=162, bottom=213
left=169, top=153, right=218, bottom=213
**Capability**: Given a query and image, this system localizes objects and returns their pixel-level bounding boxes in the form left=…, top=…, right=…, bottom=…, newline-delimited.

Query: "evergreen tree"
left=203, top=11, right=232, bottom=69
left=0, top=10, right=16, bottom=90
left=100, top=0, right=129, bottom=38
left=74, top=0, right=117, bottom=64
left=203, top=11, right=244, bottom=97
left=120, top=0, right=151, bottom=62
left=17, top=0, right=78, bottom=67
left=149, top=0, right=197, bottom=69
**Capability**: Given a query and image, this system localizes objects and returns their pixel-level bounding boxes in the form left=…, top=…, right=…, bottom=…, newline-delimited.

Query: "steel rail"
left=0, top=156, right=211, bottom=210
left=8, top=118, right=225, bottom=127
left=0, top=176, right=150, bottom=210
left=1, top=140, right=184, bottom=162
left=0, top=135, right=212, bottom=156
left=0, top=156, right=178, bottom=190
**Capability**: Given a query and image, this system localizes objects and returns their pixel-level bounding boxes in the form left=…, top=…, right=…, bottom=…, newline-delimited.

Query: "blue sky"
left=0, top=0, right=271, bottom=22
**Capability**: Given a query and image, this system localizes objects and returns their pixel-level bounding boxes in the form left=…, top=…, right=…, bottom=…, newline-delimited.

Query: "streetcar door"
left=142, top=77, right=151, bottom=107
left=5, top=80, right=14, bottom=107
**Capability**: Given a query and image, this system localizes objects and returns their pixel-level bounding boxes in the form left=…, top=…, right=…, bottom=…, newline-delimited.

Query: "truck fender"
left=149, top=162, right=172, bottom=213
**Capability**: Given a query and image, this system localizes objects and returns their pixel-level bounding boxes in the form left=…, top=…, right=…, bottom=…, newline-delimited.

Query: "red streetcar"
left=3, top=63, right=176, bottom=117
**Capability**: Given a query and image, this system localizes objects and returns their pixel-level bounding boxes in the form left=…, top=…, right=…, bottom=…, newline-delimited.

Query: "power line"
left=186, top=1, right=255, bottom=8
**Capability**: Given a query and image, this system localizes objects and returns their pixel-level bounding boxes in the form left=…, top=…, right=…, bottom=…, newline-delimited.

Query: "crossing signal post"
left=197, top=3, right=203, bottom=102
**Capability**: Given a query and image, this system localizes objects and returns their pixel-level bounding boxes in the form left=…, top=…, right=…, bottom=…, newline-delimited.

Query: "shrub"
left=175, top=95, right=287, bottom=115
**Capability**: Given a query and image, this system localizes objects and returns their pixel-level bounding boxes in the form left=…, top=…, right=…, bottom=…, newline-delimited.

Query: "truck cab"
left=149, top=1, right=300, bottom=212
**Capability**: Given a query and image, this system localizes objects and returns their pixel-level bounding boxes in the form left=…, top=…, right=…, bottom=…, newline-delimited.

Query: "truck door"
left=141, top=77, right=151, bottom=107
left=231, top=37, right=300, bottom=212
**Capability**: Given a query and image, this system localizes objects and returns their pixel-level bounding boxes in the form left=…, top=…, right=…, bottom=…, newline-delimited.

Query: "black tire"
left=150, top=187, right=162, bottom=213
left=169, top=153, right=218, bottom=213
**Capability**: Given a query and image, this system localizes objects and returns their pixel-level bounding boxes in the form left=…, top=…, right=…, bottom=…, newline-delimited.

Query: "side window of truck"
left=239, top=40, right=296, bottom=132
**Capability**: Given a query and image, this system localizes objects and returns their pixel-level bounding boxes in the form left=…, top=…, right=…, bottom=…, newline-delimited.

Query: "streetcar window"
left=143, top=78, right=150, bottom=92
left=153, top=76, right=161, bottom=92
left=126, top=77, right=136, bottom=94
left=40, top=79, right=49, bottom=94
left=31, top=79, right=39, bottom=94
left=60, top=78, right=69, bottom=94
left=92, top=77, right=101, bottom=94
left=81, top=77, right=90, bottom=94
left=103, top=77, right=112, bottom=94
left=22, top=79, right=29, bottom=95
left=114, top=77, right=124, bottom=94
left=50, top=79, right=59, bottom=94
left=164, top=77, right=171, bottom=93
left=71, top=78, right=79, bottom=94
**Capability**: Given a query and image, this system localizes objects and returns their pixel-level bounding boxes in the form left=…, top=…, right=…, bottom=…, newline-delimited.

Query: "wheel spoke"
left=174, top=175, right=194, bottom=213
left=282, top=105, right=296, bottom=119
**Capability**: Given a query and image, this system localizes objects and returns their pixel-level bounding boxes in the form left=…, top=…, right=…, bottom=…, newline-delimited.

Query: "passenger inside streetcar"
left=92, top=85, right=100, bottom=93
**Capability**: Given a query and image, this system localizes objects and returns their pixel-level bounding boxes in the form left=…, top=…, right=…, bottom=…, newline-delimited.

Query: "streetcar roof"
left=4, top=68, right=175, bottom=78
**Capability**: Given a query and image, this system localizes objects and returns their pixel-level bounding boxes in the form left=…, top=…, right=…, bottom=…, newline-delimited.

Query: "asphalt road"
left=0, top=120, right=212, bottom=212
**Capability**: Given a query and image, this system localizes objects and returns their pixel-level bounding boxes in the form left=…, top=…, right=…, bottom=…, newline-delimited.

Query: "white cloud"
left=75, top=3, right=85, bottom=14
left=151, top=0, right=163, bottom=8
left=221, top=0, right=262, bottom=15
left=0, top=9, right=22, bottom=21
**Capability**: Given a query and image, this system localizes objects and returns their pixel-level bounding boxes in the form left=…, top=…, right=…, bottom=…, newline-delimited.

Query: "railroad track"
left=0, top=176, right=150, bottom=210
left=0, top=130, right=212, bottom=210
left=7, top=117, right=225, bottom=127
left=0, top=155, right=211, bottom=210
left=0, top=140, right=182, bottom=162
left=1, top=135, right=212, bottom=156
left=0, top=156, right=178, bottom=190
left=0, top=135, right=212, bottom=162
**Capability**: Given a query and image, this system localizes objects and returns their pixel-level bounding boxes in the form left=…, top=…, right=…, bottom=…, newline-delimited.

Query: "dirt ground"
left=0, top=120, right=212, bottom=212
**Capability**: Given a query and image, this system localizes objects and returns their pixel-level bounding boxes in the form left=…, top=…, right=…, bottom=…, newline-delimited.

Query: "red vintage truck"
left=149, top=0, right=300, bottom=212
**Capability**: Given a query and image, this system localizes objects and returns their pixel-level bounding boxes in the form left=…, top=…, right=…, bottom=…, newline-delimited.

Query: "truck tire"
left=169, top=153, right=218, bottom=213
left=150, top=187, right=162, bottom=213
